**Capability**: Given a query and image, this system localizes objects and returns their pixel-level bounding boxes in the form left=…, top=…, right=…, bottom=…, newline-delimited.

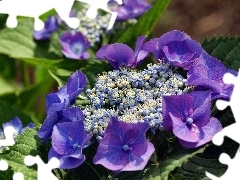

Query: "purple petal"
left=142, top=30, right=207, bottom=68
left=58, top=107, right=84, bottom=123
left=93, top=133, right=128, bottom=171
left=122, top=124, right=149, bottom=156
left=120, top=142, right=155, bottom=171
left=115, top=0, right=151, bottom=20
left=162, top=94, right=193, bottom=130
left=134, top=35, right=149, bottom=66
left=187, top=55, right=228, bottom=98
left=33, top=16, right=58, bottom=40
left=48, top=148, right=85, bottom=169
left=162, top=41, right=196, bottom=68
left=179, top=117, right=222, bottom=148
left=37, top=107, right=65, bottom=141
left=46, top=93, right=67, bottom=114
left=170, top=113, right=199, bottom=143
left=189, top=91, right=211, bottom=127
left=96, top=44, right=135, bottom=69
left=93, top=118, right=153, bottom=171
left=60, top=31, right=90, bottom=60
left=51, top=121, right=86, bottom=155
left=67, top=70, right=86, bottom=102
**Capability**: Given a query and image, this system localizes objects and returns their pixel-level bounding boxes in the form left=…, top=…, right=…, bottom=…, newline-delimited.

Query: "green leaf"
left=0, top=128, right=51, bottom=179
left=0, top=100, right=32, bottom=126
left=0, top=54, right=16, bottom=80
left=201, top=36, right=240, bottom=70
left=172, top=137, right=239, bottom=179
left=115, top=0, right=170, bottom=47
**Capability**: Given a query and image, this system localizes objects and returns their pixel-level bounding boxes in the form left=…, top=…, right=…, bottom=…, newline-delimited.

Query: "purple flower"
left=37, top=70, right=86, bottom=141
left=33, top=16, right=59, bottom=40
left=142, top=30, right=207, bottom=70
left=37, top=107, right=84, bottom=141
left=93, top=117, right=155, bottom=171
left=187, top=54, right=237, bottom=100
left=60, top=31, right=90, bottom=60
left=96, top=35, right=148, bottom=69
left=2, top=117, right=35, bottom=135
left=48, top=120, right=92, bottom=169
left=162, top=91, right=222, bottom=148
left=111, top=0, right=151, bottom=21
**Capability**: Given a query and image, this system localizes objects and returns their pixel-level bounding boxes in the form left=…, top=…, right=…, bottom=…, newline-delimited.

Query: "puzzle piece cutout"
left=0, top=159, right=8, bottom=171
left=0, top=0, right=79, bottom=30
left=206, top=69, right=240, bottom=179
left=24, top=155, right=60, bottom=180
left=0, top=126, right=15, bottom=147
left=212, top=71, right=240, bottom=146
left=206, top=148, right=240, bottom=180
left=76, top=0, right=123, bottom=30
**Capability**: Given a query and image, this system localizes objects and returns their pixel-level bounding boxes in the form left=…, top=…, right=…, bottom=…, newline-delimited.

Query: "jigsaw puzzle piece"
left=24, top=155, right=60, bottom=180
left=206, top=148, right=240, bottom=180
left=13, top=172, right=24, bottom=180
left=54, top=0, right=79, bottom=29
left=0, top=126, right=15, bottom=147
left=0, top=159, right=8, bottom=171
left=76, top=0, right=123, bottom=30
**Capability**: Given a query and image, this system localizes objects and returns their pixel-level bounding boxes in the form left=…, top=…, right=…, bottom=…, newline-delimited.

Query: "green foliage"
left=0, top=100, right=32, bottom=126
left=202, top=36, right=240, bottom=70
left=0, top=128, right=51, bottom=179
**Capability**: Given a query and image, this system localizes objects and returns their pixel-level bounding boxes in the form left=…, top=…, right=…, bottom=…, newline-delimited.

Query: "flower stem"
left=150, top=128, right=160, bottom=144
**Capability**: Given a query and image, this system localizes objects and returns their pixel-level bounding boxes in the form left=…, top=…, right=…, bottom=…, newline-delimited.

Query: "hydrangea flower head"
left=187, top=54, right=237, bottom=100
left=96, top=35, right=148, bottom=69
left=60, top=31, right=90, bottom=60
left=33, top=16, right=59, bottom=40
left=111, top=0, right=151, bottom=21
left=48, top=120, right=92, bottom=169
left=93, top=117, right=155, bottom=171
left=142, top=30, right=207, bottom=70
left=162, top=91, right=222, bottom=148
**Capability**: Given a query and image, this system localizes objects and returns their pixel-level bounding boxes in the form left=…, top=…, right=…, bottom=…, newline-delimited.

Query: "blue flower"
left=60, top=31, right=90, bottom=60
left=162, top=91, right=222, bottom=148
left=142, top=30, right=207, bottom=70
left=37, top=70, right=86, bottom=141
left=93, top=117, right=155, bottom=171
left=33, top=16, right=59, bottom=40
left=48, top=120, right=92, bottom=169
left=96, top=35, right=148, bottom=69
left=111, top=0, right=151, bottom=21
left=2, top=117, right=34, bottom=136
left=187, top=54, right=237, bottom=100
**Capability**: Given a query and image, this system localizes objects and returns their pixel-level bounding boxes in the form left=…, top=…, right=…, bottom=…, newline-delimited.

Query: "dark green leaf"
left=202, top=36, right=240, bottom=70
left=0, top=100, right=32, bottom=126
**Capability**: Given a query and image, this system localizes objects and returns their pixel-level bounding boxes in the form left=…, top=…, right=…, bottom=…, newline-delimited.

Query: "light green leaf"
left=0, top=128, right=50, bottom=180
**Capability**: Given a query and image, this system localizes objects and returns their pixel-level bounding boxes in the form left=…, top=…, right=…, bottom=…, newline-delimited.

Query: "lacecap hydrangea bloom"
left=38, top=30, right=234, bottom=171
